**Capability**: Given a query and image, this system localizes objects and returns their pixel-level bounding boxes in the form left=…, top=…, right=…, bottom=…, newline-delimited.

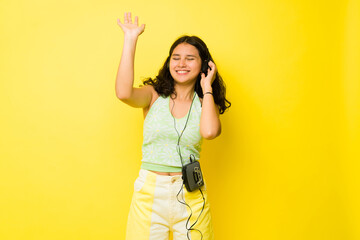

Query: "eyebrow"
left=171, top=54, right=198, bottom=57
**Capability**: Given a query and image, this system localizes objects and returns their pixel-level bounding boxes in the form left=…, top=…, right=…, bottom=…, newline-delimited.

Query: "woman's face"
left=169, top=43, right=202, bottom=86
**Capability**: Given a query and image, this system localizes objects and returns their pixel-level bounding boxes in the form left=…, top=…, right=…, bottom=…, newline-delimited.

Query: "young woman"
left=116, top=12, right=230, bottom=240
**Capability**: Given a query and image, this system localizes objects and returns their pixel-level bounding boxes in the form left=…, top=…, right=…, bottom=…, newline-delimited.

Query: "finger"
left=124, top=12, right=128, bottom=23
left=117, top=18, right=123, bottom=27
left=209, top=61, right=217, bottom=73
left=126, top=12, right=131, bottom=23
left=208, top=60, right=215, bottom=69
left=134, top=16, right=138, bottom=25
left=129, top=12, right=132, bottom=23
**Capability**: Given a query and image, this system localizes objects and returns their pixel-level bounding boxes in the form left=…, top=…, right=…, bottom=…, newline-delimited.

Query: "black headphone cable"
left=171, top=92, right=205, bottom=240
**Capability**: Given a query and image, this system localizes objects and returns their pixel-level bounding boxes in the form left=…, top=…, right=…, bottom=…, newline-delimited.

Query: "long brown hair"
left=143, top=35, right=231, bottom=114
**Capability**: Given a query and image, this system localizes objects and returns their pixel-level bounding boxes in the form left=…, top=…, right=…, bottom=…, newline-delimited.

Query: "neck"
left=172, top=84, right=196, bottom=101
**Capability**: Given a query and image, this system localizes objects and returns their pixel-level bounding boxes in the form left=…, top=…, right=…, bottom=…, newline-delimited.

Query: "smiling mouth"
left=176, top=70, right=190, bottom=74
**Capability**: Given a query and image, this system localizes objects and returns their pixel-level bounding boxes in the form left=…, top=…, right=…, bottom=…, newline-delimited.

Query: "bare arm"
left=115, top=12, right=153, bottom=108
left=199, top=61, right=221, bottom=139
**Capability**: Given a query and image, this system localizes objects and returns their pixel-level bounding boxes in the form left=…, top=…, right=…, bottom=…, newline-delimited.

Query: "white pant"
left=125, top=169, right=214, bottom=240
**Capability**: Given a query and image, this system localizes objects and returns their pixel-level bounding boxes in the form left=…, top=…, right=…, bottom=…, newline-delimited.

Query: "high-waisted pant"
left=125, top=169, right=214, bottom=240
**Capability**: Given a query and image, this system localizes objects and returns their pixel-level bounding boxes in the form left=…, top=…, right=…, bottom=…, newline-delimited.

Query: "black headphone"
left=201, top=59, right=211, bottom=77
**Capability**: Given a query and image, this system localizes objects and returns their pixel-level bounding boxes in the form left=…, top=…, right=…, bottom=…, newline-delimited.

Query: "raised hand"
left=117, top=12, right=145, bottom=38
left=200, top=61, right=217, bottom=92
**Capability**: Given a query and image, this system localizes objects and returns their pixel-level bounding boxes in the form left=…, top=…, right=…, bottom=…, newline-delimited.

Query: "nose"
left=178, top=58, right=186, bottom=67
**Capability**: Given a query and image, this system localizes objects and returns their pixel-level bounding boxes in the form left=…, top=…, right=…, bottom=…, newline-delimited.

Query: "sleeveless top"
left=140, top=92, right=203, bottom=172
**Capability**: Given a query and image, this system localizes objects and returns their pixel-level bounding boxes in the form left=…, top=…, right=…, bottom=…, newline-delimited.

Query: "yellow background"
left=1, top=0, right=359, bottom=239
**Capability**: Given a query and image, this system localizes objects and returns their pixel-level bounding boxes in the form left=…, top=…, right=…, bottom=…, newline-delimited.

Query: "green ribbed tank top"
left=140, top=92, right=203, bottom=172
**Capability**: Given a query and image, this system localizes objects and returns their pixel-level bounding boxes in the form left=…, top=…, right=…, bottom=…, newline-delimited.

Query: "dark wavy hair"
left=143, top=35, right=231, bottom=114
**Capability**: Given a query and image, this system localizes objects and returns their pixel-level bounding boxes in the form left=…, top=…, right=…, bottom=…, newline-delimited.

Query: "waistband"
left=138, top=169, right=183, bottom=185
left=140, top=162, right=183, bottom=173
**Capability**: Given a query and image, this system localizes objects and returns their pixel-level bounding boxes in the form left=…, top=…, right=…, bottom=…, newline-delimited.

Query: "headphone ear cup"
left=201, top=59, right=209, bottom=76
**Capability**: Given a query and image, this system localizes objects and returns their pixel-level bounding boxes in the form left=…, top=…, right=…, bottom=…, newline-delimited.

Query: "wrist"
left=202, top=87, right=212, bottom=93
left=124, top=34, right=139, bottom=42
left=203, top=91, right=213, bottom=97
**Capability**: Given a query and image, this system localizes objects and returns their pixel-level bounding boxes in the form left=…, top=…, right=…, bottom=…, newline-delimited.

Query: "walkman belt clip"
left=182, top=155, right=204, bottom=192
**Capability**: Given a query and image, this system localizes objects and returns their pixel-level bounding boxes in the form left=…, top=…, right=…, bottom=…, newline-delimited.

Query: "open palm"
left=117, top=12, right=145, bottom=38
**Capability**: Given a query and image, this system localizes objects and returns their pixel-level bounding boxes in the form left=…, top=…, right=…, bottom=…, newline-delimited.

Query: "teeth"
left=177, top=71, right=188, bottom=73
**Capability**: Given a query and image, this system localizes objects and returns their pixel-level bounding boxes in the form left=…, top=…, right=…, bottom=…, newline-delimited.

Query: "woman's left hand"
left=200, top=60, right=217, bottom=92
